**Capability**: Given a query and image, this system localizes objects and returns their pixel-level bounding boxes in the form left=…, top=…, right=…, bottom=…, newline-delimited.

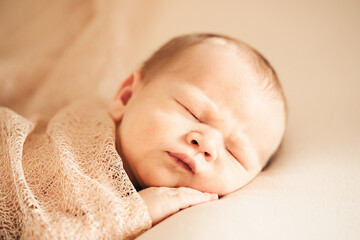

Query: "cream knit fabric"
left=0, top=99, right=151, bottom=239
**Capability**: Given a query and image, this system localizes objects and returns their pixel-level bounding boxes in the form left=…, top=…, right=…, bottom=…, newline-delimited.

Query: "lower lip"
left=167, top=152, right=193, bottom=173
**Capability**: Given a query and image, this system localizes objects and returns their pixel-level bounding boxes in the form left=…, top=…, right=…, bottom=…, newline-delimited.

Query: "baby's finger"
left=173, top=187, right=218, bottom=210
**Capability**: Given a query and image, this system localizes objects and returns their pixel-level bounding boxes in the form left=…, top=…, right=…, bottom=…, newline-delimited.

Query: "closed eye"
left=226, top=148, right=235, bottom=159
left=226, top=147, right=240, bottom=163
left=175, top=100, right=199, bottom=121
left=226, top=147, right=247, bottom=169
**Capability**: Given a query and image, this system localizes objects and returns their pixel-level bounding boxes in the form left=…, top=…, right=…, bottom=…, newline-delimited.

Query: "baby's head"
left=109, top=33, right=287, bottom=196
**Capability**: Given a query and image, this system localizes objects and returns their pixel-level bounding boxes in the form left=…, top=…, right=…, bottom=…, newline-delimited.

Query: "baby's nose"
left=186, top=131, right=218, bottom=162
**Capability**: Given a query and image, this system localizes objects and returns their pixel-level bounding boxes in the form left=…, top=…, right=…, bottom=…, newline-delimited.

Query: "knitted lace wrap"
left=0, top=99, right=151, bottom=240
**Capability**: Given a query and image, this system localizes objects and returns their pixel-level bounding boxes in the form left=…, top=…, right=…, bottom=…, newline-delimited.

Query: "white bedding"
left=1, top=0, right=359, bottom=239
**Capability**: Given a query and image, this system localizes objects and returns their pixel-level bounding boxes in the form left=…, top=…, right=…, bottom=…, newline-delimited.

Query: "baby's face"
left=111, top=42, right=285, bottom=196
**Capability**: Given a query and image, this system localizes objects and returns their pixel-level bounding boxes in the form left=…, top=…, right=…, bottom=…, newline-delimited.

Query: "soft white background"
left=132, top=1, right=360, bottom=239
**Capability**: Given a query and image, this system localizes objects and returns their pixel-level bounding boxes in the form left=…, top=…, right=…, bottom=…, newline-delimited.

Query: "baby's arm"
left=139, top=187, right=218, bottom=225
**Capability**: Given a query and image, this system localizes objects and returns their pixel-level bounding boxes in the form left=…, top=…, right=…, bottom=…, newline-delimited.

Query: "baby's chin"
left=141, top=180, right=241, bottom=196
left=137, top=168, right=253, bottom=196
left=201, top=178, right=258, bottom=196
left=183, top=183, right=243, bottom=196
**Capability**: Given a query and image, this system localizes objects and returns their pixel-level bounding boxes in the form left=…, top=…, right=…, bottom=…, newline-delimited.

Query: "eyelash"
left=176, top=100, right=199, bottom=120
left=187, top=108, right=199, bottom=120
left=226, top=148, right=234, bottom=158
left=226, top=147, right=240, bottom=163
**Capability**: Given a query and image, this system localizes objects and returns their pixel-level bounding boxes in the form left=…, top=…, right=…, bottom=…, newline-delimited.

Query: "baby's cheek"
left=140, top=165, right=178, bottom=188
left=145, top=111, right=185, bottom=140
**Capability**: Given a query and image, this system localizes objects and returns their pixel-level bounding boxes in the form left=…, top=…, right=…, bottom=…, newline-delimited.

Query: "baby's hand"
left=138, top=187, right=218, bottom=225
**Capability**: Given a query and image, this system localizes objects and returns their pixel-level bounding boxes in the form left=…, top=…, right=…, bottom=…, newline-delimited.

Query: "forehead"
left=166, top=42, right=261, bottom=119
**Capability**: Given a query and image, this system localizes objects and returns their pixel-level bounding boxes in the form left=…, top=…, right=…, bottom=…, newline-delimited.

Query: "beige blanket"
left=0, top=99, right=151, bottom=239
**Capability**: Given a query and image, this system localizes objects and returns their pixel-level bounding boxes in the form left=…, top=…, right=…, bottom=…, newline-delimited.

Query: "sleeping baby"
left=0, top=33, right=286, bottom=239
left=109, top=33, right=287, bottom=225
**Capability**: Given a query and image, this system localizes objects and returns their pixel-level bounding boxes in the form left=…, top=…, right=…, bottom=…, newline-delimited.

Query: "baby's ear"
left=109, top=71, right=142, bottom=122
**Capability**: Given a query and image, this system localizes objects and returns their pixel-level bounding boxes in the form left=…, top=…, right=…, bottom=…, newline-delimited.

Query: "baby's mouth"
left=167, top=152, right=196, bottom=174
